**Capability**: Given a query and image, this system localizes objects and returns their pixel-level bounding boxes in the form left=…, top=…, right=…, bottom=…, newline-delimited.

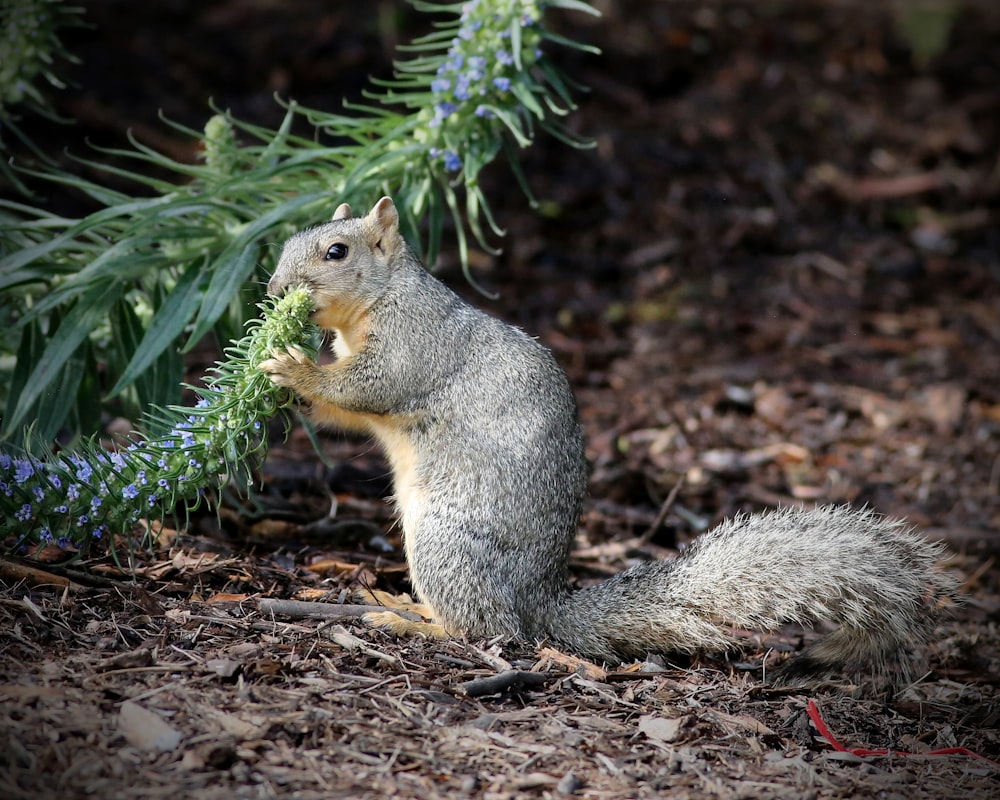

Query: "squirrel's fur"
left=261, top=197, right=955, bottom=682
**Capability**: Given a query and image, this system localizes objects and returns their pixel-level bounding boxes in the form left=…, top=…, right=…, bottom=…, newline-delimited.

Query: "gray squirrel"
left=260, top=196, right=954, bottom=681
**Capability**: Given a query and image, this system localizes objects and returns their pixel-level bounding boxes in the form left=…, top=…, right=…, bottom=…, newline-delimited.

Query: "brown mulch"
left=3, top=1, right=1000, bottom=798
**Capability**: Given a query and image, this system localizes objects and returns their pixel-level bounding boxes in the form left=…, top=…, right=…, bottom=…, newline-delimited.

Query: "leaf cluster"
left=0, top=0, right=599, bottom=450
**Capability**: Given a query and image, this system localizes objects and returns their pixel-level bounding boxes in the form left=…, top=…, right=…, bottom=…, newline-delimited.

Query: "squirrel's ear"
left=331, top=203, right=353, bottom=221
left=370, top=196, right=398, bottom=232
left=367, top=196, right=401, bottom=256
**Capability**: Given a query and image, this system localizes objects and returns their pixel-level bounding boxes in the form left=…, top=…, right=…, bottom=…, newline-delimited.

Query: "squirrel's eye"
left=324, top=242, right=348, bottom=261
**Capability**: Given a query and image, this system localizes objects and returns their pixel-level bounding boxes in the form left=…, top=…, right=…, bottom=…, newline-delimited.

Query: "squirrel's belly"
left=369, top=421, right=426, bottom=555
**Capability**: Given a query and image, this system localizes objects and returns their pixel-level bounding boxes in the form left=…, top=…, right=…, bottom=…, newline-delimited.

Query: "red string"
left=807, top=700, right=999, bottom=767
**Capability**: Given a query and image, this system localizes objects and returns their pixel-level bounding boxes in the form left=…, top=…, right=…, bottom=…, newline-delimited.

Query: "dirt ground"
left=2, top=1, right=999, bottom=798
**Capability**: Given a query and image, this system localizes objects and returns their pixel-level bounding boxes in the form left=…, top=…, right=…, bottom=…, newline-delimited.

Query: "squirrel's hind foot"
left=355, top=588, right=450, bottom=640
left=363, top=610, right=450, bottom=640
left=355, top=588, right=433, bottom=617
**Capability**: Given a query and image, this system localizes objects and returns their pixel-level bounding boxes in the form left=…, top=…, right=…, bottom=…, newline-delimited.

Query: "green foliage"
left=0, top=0, right=82, bottom=193
left=0, top=286, right=317, bottom=553
left=0, top=0, right=599, bottom=450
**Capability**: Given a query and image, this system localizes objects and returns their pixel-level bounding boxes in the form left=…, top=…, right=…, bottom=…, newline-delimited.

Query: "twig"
left=257, top=597, right=423, bottom=622
left=534, top=646, right=608, bottom=681
left=639, top=475, right=685, bottom=544
left=0, top=558, right=79, bottom=589
left=459, top=670, right=549, bottom=697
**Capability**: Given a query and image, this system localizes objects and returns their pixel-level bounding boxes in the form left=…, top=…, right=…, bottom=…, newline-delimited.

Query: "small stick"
left=257, top=597, right=423, bottom=622
left=459, top=670, right=549, bottom=697
left=639, top=474, right=685, bottom=544
left=0, top=558, right=77, bottom=589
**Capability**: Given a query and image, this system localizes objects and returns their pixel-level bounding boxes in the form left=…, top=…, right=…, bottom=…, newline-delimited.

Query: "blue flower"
left=0, top=453, right=10, bottom=470
left=475, top=105, right=493, bottom=118
left=55, top=505, right=68, bottom=514
left=33, top=486, right=46, bottom=501
left=444, top=151, right=462, bottom=172
left=468, top=56, right=486, bottom=71
left=50, top=474, right=62, bottom=489
left=110, top=453, right=127, bottom=472
left=76, top=462, right=93, bottom=482
left=497, top=49, right=514, bottom=66
left=57, top=537, right=72, bottom=549
left=433, top=101, right=458, bottom=126
left=67, top=484, right=81, bottom=501
left=15, top=503, right=32, bottom=522
left=148, top=495, right=159, bottom=507
left=76, top=514, right=89, bottom=527
left=92, top=525, right=107, bottom=539
left=493, top=77, right=511, bottom=91
left=39, top=528, right=53, bottom=544
left=122, top=484, right=140, bottom=500
left=137, top=470, right=147, bottom=485
left=14, top=459, right=35, bottom=483
left=431, top=78, right=450, bottom=93
left=91, top=496, right=103, bottom=510
left=157, top=458, right=168, bottom=469
left=158, top=478, right=169, bottom=489
left=0, top=480, right=10, bottom=497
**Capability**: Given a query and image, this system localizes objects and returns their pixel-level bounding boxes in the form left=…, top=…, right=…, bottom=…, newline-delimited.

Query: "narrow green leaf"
left=511, top=83, right=545, bottom=120
left=546, top=0, right=601, bottom=17
left=184, top=243, right=259, bottom=352
left=5, top=281, right=124, bottom=432
left=541, top=29, right=602, bottom=55
left=33, top=344, right=88, bottom=445
left=2, top=319, right=44, bottom=443
left=107, top=264, right=203, bottom=398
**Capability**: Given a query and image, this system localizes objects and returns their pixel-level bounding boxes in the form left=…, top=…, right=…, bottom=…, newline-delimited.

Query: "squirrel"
left=260, top=196, right=955, bottom=682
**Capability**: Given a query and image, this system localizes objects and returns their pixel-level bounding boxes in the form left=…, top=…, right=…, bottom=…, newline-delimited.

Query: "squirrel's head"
left=268, top=196, right=406, bottom=330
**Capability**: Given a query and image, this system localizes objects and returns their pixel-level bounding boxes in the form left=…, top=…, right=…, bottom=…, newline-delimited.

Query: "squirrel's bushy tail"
left=548, top=506, right=955, bottom=679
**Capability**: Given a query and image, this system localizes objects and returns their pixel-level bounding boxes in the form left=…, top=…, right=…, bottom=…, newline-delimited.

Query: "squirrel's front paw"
left=258, top=346, right=315, bottom=388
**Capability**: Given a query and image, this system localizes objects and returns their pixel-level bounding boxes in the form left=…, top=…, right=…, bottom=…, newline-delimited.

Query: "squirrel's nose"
left=266, top=275, right=285, bottom=297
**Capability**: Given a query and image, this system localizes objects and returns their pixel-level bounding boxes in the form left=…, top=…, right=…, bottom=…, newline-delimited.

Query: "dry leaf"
left=305, top=558, right=361, bottom=574
left=918, top=383, right=965, bottom=432
left=118, top=701, right=183, bottom=752
left=206, top=593, right=251, bottom=604
left=638, top=714, right=687, bottom=742
left=707, top=709, right=776, bottom=736
left=754, top=385, right=792, bottom=427
left=534, top=647, right=607, bottom=681
left=205, top=658, right=241, bottom=678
